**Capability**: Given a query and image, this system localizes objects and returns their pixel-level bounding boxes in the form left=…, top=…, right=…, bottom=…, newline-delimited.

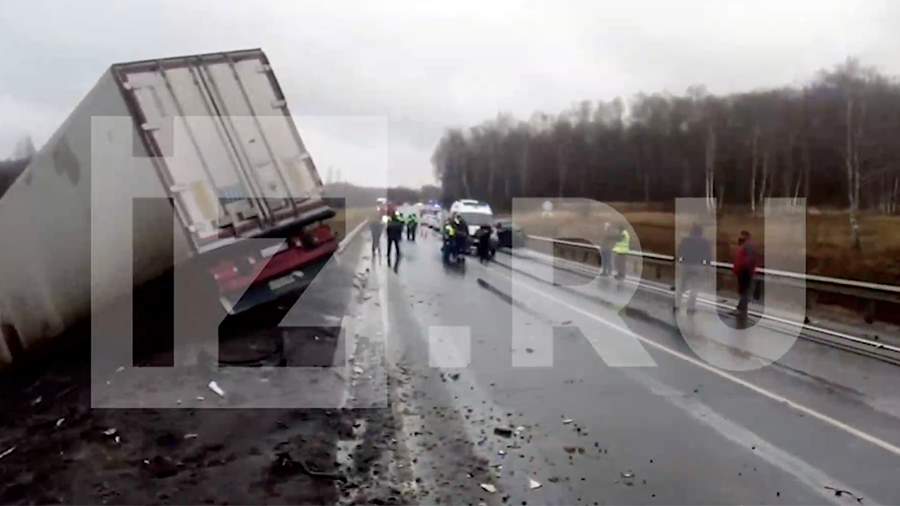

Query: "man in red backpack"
left=733, top=230, right=757, bottom=318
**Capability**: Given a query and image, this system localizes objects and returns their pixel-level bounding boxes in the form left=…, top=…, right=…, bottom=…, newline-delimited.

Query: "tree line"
left=431, top=59, right=900, bottom=241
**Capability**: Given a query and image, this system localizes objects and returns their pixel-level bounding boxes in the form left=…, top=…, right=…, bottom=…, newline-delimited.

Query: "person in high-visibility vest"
left=612, top=225, right=630, bottom=280
left=406, top=213, right=418, bottom=241
left=443, top=220, right=456, bottom=238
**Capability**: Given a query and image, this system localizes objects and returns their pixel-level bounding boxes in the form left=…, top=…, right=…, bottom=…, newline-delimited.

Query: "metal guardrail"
left=507, top=237, right=900, bottom=362
left=526, top=234, right=900, bottom=321
left=528, top=234, right=900, bottom=293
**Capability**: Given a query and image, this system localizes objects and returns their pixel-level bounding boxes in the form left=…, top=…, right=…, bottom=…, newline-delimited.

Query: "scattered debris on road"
left=145, top=455, right=180, bottom=479
left=208, top=380, right=225, bottom=397
left=528, top=478, right=542, bottom=490
left=621, top=470, right=635, bottom=486
left=0, top=446, right=16, bottom=461
left=102, top=428, right=117, bottom=436
left=493, top=427, right=514, bottom=438
left=562, top=418, right=574, bottom=425
left=272, top=451, right=345, bottom=481
left=480, top=483, right=497, bottom=494
left=824, top=486, right=864, bottom=502
left=183, top=433, right=199, bottom=440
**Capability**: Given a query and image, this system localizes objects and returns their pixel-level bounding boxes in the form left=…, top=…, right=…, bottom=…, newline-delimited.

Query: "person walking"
left=675, top=224, right=712, bottom=313
left=733, top=230, right=757, bottom=318
left=612, top=224, right=630, bottom=281
left=386, top=212, right=404, bottom=267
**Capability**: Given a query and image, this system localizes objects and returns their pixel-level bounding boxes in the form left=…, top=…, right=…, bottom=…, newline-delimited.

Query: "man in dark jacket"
left=475, top=225, right=492, bottom=264
left=733, top=230, right=757, bottom=317
left=386, top=212, right=404, bottom=267
left=675, top=224, right=712, bottom=312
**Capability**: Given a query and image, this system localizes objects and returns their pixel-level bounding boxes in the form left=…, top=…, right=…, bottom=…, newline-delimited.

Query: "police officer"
left=406, top=212, right=418, bottom=241
left=452, top=213, right=469, bottom=255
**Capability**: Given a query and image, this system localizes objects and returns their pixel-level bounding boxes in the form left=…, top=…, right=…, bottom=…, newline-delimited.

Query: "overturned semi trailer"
left=0, top=49, right=336, bottom=367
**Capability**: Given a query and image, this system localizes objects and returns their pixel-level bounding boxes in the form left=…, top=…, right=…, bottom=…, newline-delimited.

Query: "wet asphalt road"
left=3, top=226, right=900, bottom=505
left=369, top=228, right=900, bottom=505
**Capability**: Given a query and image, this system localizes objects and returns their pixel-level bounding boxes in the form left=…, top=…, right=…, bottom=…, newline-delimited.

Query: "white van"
left=449, top=200, right=497, bottom=255
left=450, top=200, right=495, bottom=236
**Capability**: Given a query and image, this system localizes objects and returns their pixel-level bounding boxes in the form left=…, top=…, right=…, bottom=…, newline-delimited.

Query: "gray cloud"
left=2, top=0, right=899, bottom=187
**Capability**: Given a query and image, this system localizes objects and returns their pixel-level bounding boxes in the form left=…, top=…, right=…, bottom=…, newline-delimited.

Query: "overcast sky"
left=1, top=0, right=898, bottom=187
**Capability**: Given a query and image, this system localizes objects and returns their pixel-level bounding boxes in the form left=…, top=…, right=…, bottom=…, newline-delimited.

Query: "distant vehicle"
left=449, top=199, right=497, bottom=254
left=494, top=219, right=525, bottom=248
left=420, top=202, right=443, bottom=229
left=376, top=197, right=387, bottom=212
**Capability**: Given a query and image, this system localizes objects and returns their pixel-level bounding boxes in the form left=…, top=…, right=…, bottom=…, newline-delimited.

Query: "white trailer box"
left=0, top=49, right=336, bottom=365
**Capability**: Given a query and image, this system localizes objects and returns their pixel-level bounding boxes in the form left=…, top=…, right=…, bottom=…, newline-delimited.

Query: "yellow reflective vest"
left=613, top=230, right=630, bottom=254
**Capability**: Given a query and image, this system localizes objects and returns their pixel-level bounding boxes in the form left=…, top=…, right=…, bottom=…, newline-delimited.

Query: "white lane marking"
left=338, top=218, right=368, bottom=253
left=483, top=265, right=900, bottom=458
left=625, top=370, right=868, bottom=505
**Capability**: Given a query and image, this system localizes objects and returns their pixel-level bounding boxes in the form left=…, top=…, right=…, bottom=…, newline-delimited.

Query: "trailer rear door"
left=114, top=49, right=323, bottom=253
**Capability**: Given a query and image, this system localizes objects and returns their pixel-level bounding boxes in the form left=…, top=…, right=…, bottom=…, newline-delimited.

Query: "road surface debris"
left=493, top=427, right=514, bottom=438
left=825, top=486, right=864, bottom=502
left=208, top=380, right=225, bottom=397
left=480, top=483, right=497, bottom=494
left=0, top=446, right=16, bottom=461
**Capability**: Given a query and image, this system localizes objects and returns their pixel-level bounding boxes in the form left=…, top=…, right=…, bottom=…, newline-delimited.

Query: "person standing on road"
left=675, top=224, right=712, bottom=313
left=612, top=224, right=630, bottom=281
left=733, top=230, right=757, bottom=318
left=600, top=222, right=618, bottom=277
left=386, top=212, right=404, bottom=267
left=369, top=214, right=384, bottom=257
left=475, top=225, right=492, bottom=264
left=453, top=213, right=469, bottom=255
left=406, top=212, right=418, bottom=241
